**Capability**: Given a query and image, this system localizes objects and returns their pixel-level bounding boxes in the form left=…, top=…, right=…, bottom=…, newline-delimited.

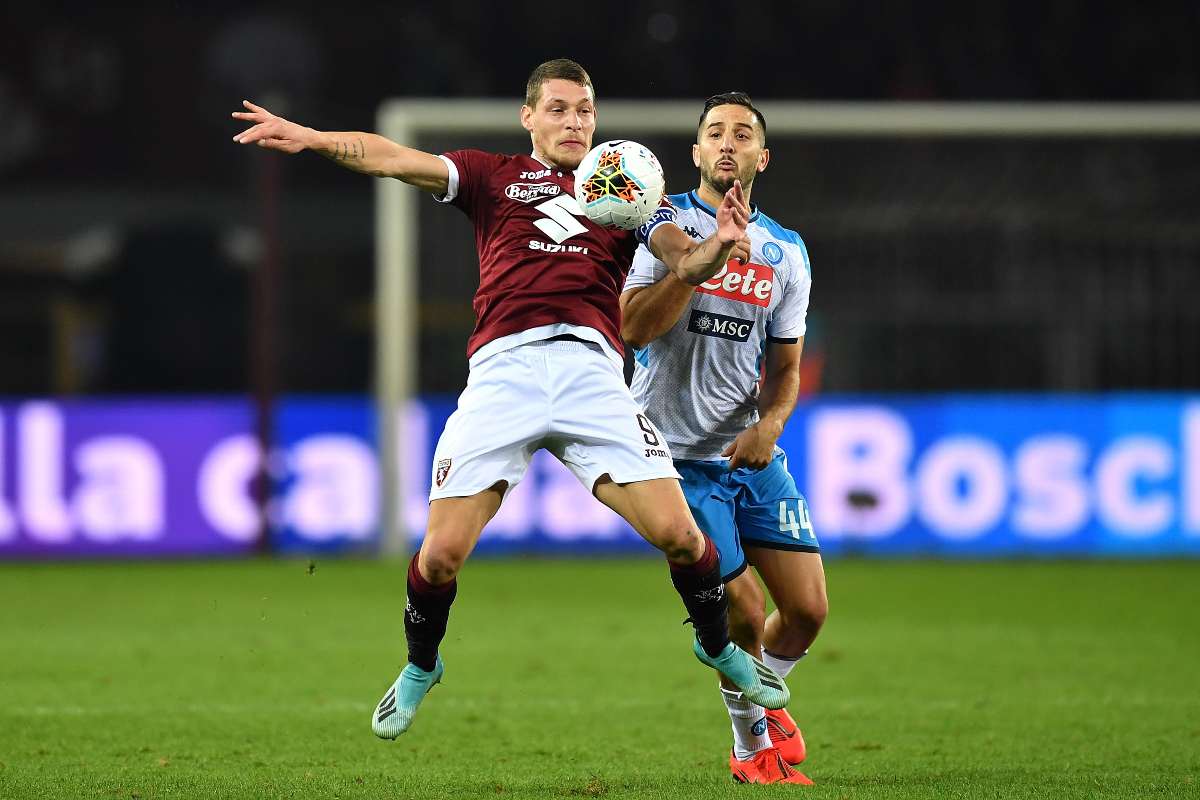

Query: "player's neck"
left=696, top=182, right=753, bottom=210
left=531, top=149, right=570, bottom=171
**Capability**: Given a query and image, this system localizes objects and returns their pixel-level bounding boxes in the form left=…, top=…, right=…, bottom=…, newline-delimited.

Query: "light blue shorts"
left=676, top=449, right=819, bottom=582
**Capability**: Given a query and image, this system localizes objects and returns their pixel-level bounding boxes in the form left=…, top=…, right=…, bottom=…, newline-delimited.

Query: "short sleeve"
left=634, top=200, right=677, bottom=246
left=433, top=155, right=460, bottom=203
left=438, top=149, right=504, bottom=211
left=624, top=240, right=671, bottom=292
left=767, top=243, right=812, bottom=341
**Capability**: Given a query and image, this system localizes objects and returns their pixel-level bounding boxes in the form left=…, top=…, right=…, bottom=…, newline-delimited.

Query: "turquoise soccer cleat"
left=692, top=640, right=790, bottom=710
left=371, top=656, right=444, bottom=739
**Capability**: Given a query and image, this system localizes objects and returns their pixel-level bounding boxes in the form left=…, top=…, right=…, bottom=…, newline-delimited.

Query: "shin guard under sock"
left=404, top=554, right=457, bottom=672
left=668, top=533, right=730, bottom=657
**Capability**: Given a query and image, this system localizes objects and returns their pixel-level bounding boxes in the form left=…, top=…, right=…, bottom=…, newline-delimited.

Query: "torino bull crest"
left=574, top=140, right=666, bottom=230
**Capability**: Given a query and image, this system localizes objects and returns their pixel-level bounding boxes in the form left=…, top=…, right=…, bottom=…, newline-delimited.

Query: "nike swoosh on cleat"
left=768, top=720, right=794, bottom=739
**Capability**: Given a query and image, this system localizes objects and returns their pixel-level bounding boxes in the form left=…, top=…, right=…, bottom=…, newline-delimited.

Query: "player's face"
left=693, top=104, right=769, bottom=196
left=520, top=79, right=596, bottom=170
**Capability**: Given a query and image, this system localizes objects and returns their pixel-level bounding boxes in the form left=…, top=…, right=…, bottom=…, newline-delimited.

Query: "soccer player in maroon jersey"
left=232, top=58, right=790, bottom=743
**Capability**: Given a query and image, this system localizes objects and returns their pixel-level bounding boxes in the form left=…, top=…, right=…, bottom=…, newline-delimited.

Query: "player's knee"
left=639, top=505, right=703, bottom=561
left=419, top=536, right=472, bottom=584
left=780, top=591, right=828, bottom=635
left=655, top=524, right=703, bottom=563
left=420, top=549, right=465, bottom=584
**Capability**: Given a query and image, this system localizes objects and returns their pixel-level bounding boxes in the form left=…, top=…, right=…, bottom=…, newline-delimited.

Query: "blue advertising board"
left=1, top=395, right=1197, bottom=559
left=0, top=399, right=257, bottom=558
left=795, top=396, right=1200, bottom=557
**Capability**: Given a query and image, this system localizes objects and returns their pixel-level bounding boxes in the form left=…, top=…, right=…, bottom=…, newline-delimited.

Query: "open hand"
left=231, top=100, right=313, bottom=154
left=715, top=179, right=751, bottom=247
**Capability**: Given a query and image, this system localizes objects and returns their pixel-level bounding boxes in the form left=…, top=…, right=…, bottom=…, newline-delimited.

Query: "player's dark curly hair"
left=525, top=59, right=594, bottom=109
left=698, top=92, right=767, bottom=143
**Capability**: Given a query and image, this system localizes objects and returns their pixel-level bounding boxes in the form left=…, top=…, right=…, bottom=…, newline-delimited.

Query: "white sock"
left=721, top=687, right=770, bottom=760
left=762, top=649, right=806, bottom=680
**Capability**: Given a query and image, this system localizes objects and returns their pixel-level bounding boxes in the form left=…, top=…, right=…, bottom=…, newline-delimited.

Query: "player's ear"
left=520, top=105, right=534, bottom=132
left=692, top=142, right=700, bottom=168
left=757, top=147, right=770, bottom=174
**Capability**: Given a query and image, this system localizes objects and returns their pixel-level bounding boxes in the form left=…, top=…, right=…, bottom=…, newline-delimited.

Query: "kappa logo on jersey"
left=505, top=182, right=561, bottom=203
left=435, top=458, right=452, bottom=487
left=696, top=261, right=773, bottom=307
left=688, top=310, right=753, bottom=342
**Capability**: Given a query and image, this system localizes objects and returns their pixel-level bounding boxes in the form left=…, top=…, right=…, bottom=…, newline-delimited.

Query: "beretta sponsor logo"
left=696, top=261, right=773, bottom=307
left=688, top=310, right=754, bottom=342
left=506, top=182, right=561, bottom=203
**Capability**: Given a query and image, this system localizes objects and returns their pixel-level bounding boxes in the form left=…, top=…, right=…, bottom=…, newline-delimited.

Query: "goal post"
left=374, top=100, right=1200, bottom=556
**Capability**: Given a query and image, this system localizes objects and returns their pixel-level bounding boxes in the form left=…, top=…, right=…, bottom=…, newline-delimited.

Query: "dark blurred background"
left=2, top=2, right=1198, bottom=396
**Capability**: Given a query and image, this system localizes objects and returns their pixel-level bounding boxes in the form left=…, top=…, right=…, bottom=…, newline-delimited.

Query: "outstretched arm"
left=231, top=100, right=448, bottom=194
left=723, top=340, right=804, bottom=470
left=646, top=180, right=751, bottom=286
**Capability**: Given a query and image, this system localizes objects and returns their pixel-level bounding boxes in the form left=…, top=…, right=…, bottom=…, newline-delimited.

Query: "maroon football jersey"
left=441, top=149, right=675, bottom=359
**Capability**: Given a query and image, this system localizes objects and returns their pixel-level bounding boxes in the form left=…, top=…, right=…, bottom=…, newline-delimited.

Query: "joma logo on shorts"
left=688, top=310, right=753, bottom=342
left=505, top=182, right=561, bottom=202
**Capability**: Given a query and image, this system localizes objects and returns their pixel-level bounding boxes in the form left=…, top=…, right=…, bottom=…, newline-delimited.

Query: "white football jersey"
left=624, top=190, right=811, bottom=461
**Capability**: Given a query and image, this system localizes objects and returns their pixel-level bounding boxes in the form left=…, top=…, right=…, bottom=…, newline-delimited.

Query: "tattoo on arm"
left=332, top=138, right=365, bottom=162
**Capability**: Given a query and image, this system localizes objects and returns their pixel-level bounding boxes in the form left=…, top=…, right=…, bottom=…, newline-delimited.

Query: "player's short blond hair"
left=525, top=59, right=594, bottom=109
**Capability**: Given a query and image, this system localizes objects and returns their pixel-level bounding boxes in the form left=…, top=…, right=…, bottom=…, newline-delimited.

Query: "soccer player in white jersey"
left=621, top=92, right=828, bottom=785
left=231, top=62, right=792, bottom=745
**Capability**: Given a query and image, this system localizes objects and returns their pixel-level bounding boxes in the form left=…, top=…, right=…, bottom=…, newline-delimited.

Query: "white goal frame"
left=374, top=99, right=1200, bottom=554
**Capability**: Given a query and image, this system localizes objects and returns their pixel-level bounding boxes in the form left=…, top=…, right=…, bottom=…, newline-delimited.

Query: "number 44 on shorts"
left=778, top=499, right=814, bottom=540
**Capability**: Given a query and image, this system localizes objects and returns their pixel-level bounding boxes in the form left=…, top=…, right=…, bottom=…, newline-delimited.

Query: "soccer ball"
left=574, top=140, right=665, bottom=230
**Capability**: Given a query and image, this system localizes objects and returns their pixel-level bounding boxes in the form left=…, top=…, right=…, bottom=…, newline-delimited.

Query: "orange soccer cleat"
left=765, top=708, right=808, bottom=765
left=729, top=747, right=814, bottom=785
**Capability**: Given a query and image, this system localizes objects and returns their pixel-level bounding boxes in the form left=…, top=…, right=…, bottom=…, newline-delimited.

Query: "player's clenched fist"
left=231, top=100, right=314, bottom=154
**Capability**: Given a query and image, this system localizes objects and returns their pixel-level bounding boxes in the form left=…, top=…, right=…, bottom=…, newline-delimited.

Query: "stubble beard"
left=702, top=161, right=754, bottom=198
left=556, top=149, right=585, bottom=171
left=536, top=142, right=586, bottom=172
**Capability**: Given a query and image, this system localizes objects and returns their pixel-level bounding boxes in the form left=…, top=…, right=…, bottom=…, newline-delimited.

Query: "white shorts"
left=429, top=338, right=680, bottom=501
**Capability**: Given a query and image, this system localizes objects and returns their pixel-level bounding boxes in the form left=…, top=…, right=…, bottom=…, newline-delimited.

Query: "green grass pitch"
left=1, top=557, right=1197, bottom=799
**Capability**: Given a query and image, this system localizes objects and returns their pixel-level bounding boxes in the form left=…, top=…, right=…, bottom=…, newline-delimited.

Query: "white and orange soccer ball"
left=574, top=140, right=665, bottom=230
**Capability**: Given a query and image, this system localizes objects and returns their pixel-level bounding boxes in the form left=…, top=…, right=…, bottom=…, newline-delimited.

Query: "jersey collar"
left=688, top=190, right=760, bottom=223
